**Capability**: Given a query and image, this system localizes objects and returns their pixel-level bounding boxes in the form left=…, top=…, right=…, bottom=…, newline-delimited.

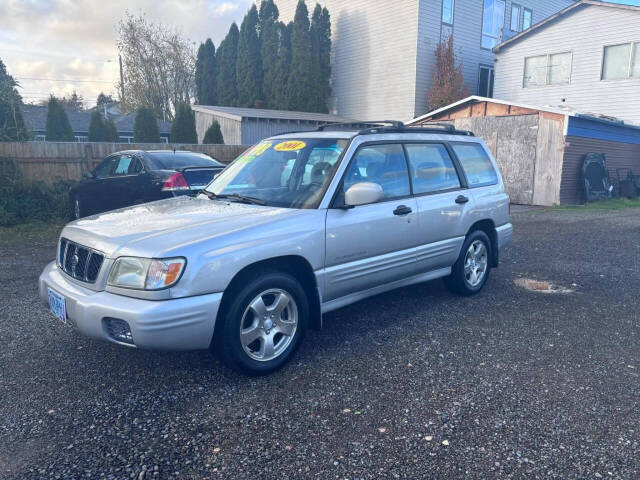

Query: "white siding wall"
left=276, top=0, right=573, bottom=121
left=414, top=0, right=574, bottom=118
left=277, top=0, right=421, bottom=121
left=494, top=5, right=640, bottom=125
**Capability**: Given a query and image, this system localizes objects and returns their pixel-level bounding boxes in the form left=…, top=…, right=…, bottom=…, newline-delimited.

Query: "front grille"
left=58, top=238, right=104, bottom=283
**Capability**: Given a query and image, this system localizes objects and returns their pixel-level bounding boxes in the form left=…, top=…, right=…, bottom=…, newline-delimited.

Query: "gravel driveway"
left=1, top=208, right=639, bottom=479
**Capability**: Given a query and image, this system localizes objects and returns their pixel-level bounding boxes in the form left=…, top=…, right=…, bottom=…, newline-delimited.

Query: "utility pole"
left=119, top=54, right=125, bottom=103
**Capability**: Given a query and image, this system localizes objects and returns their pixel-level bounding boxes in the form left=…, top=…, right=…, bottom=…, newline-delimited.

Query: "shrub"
left=0, top=157, right=73, bottom=226
left=203, top=121, right=224, bottom=144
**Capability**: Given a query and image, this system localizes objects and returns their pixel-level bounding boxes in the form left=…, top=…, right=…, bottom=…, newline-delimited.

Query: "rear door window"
left=450, top=143, right=498, bottom=187
left=405, top=144, right=461, bottom=194
left=113, top=155, right=133, bottom=176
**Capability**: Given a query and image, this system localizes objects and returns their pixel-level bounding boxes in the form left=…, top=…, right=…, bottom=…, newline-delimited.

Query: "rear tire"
left=214, top=271, right=309, bottom=375
left=444, top=230, right=492, bottom=296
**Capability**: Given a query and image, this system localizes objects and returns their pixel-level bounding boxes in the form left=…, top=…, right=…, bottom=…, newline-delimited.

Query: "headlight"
left=107, top=257, right=186, bottom=290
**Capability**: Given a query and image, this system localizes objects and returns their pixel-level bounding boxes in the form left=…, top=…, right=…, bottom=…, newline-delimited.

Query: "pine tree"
left=236, top=5, right=263, bottom=108
left=216, top=23, right=240, bottom=106
left=316, top=6, right=332, bottom=113
left=104, top=117, right=119, bottom=142
left=87, top=110, right=105, bottom=141
left=170, top=103, right=198, bottom=144
left=45, top=96, right=75, bottom=141
left=202, top=121, right=224, bottom=144
left=133, top=107, right=160, bottom=143
left=0, top=59, right=29, bottom=141
left=259, top=0, right=280, bottom=109
left=288, top=1, right=313, bottom=112
left=195, top=43, right=206, bottom=104
left=274, top=22, right=293, bottom=110
left=200, top=39, right=217, bottom=105
left=427, top=36, right=468, bottom=111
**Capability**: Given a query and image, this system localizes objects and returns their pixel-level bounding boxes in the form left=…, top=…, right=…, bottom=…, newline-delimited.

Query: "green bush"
left=0, top=157, right=74, bottom=226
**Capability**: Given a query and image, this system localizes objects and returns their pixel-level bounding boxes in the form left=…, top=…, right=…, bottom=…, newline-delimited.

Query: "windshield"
left=204, top=138, right=349, bottom=208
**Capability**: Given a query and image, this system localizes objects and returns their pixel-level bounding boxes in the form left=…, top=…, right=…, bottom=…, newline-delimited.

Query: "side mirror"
left=83, top=171, right=95, bottom=180
left=344, top=182, right=383, bottom=207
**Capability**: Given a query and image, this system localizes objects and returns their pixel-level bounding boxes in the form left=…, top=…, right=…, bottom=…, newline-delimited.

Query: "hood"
left=62, top=196, right=301, bottom=258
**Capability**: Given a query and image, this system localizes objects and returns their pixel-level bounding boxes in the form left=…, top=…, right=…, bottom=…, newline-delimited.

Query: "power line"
left=18, top=76, right=116, bottom=84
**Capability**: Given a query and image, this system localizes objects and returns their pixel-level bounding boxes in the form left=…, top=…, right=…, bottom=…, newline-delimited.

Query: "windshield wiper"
left=203, top=191, right=265, bottom=205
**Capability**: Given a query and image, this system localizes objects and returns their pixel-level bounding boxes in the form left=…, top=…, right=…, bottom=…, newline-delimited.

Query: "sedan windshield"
left=204, top=138, right=349, bottom=208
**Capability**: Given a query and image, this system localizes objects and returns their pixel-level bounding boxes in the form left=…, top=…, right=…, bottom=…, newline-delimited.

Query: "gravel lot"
left=1, top=208, right=639, bottom=479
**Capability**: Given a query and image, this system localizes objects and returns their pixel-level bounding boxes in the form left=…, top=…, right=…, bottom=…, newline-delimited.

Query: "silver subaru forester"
left=40, top=122, right=513, bottom=374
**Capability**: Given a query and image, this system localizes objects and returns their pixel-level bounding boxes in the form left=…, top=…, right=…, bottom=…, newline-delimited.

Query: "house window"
left=34, top=135, right=46, bottom=142
left=478, top=66, right=495, bottom=97
left=524, top=52, right=572, bottom=87
left=522, top=8, right=533, bottom=30
left=481, top=0, right=506, bottom=49
left=510, top=4, right=521, bottom=32
left=442, top=0, right=454, bottom=25
left=602, top=42, right=640, bottom=80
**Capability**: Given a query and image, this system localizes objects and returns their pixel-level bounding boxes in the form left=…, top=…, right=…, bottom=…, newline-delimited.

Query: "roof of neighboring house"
left=494, top=0, right=640, bottom=53
left=408, top=96, right=640, bottom=130
left=192, top=105, right=354, bottom=123
left=21, top=104, right=171, bottom=135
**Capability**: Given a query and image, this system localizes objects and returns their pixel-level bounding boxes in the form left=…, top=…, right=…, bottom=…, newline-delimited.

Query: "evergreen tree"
left=274, top=21, right=293, bottom=110
left=195, top=43, right=206, bottom=103
left=259, top=0, right=280, bottom=108
left=133, top=106, right=160, bottom=143
left=288, top=1, right=313, bottom=112
left=87, top=110, right=106, bottom=141
left=45, top=96, right=75, bottom=142
left=170, top=103, right=198, bottom=144
left=201, top=39, right=217, bottom=105
left=104, top=117, right=120, bottom=142
left=202, top=121, right=224, bottom=144
left=236, top=5, right=263, bottom=108
left=216, top=23, right=240, bottom=106
left=310, top=4, right=332, bottom=113
left=0, top=59, right=29, bottom=141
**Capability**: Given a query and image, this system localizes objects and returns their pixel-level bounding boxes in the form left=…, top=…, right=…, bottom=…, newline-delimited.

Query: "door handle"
left=455, top=195, right=469, bottom=204
left=393, top=205, right=412, bottom=216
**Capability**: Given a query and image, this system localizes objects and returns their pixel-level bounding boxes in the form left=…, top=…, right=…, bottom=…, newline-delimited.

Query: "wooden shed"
left=409, top=96, right=640, bottom=206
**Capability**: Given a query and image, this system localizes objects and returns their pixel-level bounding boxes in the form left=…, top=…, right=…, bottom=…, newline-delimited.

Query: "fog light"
left=103, top=318, right=134, bottom=345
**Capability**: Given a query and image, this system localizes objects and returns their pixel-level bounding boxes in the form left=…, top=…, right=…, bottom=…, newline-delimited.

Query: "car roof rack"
left=316, top=120, right=474, bottom=136
left=316, top=120, right=404, bottom=132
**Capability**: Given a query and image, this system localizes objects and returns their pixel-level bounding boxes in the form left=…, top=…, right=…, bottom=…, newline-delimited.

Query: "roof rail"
left=316, top=120, right=404, bottom=131
left=359, top=122, right=475, bottom=136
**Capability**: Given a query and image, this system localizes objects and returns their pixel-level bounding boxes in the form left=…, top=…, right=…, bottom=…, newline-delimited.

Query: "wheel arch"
left=214, top=255, right=322, bottom=342
left=467, top=219, right=499, bottom=267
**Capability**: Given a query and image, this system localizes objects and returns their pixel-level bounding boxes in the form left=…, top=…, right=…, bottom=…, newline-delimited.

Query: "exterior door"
left=109, top=154, right=136, bottom=210
left=324, top=143, right=419, bottom=302
left=405, top=143, right=471, bottom=272
left=85, top=155, right=120, bottom=215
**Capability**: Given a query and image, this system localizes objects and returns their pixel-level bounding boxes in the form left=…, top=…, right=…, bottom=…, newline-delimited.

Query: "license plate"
left=48, top=288, right=67, bottom=324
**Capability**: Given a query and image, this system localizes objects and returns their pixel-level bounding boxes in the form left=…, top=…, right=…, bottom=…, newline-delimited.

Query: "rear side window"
left=451, top=143, right=498, bottom=187
left=405, top=144, right=461, bottom=194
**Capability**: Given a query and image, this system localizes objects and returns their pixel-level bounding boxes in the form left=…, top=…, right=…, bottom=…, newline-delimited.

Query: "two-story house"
left=494, top=0, right=640, bottom=125
left=275, top=0, right=574, bottom=120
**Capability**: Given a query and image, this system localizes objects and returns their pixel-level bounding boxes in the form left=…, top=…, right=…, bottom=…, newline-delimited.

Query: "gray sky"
left=0, top=0, right=252, bottom=108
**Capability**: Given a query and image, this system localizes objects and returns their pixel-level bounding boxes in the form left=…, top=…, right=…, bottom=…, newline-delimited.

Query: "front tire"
left=444, top=230, right=492, bottom=296
left=214, top=271, right=309, bottom=375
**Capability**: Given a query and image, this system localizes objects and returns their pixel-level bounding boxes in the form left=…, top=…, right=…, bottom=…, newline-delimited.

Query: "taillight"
left=162, top=172, right=189, bottom=191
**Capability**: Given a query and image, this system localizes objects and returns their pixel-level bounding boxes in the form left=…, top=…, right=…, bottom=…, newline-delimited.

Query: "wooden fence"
left=0, top=142, right=249, bottom=184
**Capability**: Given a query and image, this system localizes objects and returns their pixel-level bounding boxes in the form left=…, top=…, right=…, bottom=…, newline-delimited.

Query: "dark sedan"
left=69, top=150, right=225, bottom=219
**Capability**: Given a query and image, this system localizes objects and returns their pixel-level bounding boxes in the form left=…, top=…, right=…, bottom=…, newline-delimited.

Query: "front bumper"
left=39, top=261, right=222, bottom=350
